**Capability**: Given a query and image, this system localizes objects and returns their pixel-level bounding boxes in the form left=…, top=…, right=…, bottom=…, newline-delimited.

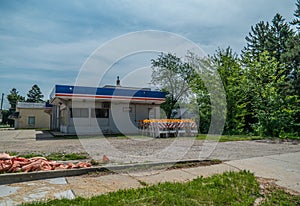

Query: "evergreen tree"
left=291, top=0, right=300, bottom=30
left=7, top=88, right=25, bottom=111
left=285, top=1, right=300, bottom=96
left=26, top=84, right=44, bottom=103
left=242, top=21, right=273, bottom=59
left=271, top=14, right=295, bottom=63
left=243, top=14, right=294, bottom=67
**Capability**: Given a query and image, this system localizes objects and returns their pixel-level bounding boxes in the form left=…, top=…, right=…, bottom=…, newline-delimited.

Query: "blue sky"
left=0, top=0, right=296, bottom=109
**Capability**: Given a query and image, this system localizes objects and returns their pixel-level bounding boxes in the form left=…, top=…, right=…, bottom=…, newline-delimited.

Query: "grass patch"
left=22, top=171, right=261, bottom=206
left=20, top=171, right=300, bottom=206
left=280, top=136, right=300, bottom=141
left=8, top=152, right=89, bottom=161
left=197, top=134, right=300, bottom=142
left=45, top=153, right=88, bottom=161
left=197, top=134, right=264, bottom=142
left=0, top=124, right=11, bottom=128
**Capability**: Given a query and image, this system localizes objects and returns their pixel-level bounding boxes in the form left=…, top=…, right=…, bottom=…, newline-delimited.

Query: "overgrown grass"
left=280, top=135, right=300, bottom=140
left=22, top=171, right=261, bottom=206
left=197, top=134, right=264, bottom=142
left=197, top=134, right=300, bottom=142
left=0, top=124, right=11, bottom=128
left=20, top=170, right=300, bottom=206
left=8, top=152, right=89, bottom=161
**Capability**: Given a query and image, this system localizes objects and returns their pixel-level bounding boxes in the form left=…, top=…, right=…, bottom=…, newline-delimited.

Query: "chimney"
left=116, top=76, right=121, bottom=86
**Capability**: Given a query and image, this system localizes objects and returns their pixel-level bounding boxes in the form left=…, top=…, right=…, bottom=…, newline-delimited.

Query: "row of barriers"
left=138, top=119, right=198, bottom=138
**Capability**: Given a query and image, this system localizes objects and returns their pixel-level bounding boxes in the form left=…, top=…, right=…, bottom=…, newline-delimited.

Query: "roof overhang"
left=50, top=85, right=166, bottom=105
left=51, top=94, right=165, bottom=105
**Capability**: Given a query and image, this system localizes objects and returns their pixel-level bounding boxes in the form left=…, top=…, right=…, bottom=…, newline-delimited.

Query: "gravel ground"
left=0, top=130, right=299, bottom=164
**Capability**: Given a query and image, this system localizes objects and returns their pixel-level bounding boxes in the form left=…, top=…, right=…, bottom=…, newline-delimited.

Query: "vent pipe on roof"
left=116, top=76, right=121, bottom=86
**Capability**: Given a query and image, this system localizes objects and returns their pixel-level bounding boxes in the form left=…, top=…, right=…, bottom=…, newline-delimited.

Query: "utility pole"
left=0, top=93, right=4, bottom=111
left=0, top=93, right=4, bottom=123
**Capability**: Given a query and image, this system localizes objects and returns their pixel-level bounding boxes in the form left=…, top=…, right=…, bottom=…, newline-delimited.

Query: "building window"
left=102, top=102, right=110, bottom=108
left=91, top=109, right=109, bottom=118
left=70, top=108, right=89, bottom=118
left=28, top=116, right=35, bottom=126
left=123, top=107, right=132, bottom=112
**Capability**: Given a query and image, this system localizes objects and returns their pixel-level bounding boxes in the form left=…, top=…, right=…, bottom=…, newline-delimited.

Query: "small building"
left=10, top=102, right=52, bottom=129
left=49, top=83, right=166, bottom=135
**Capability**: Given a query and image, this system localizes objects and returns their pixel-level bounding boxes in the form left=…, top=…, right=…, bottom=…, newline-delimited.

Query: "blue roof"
left=50, top=85, right=166, bottom=102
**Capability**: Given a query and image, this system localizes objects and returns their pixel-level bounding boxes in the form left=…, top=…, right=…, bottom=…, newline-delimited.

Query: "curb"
left=0, top=159, right=216, bottom=185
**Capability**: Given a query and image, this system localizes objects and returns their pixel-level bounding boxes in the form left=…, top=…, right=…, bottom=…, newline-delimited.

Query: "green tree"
left=26, top=84, right=44, bottom=103
left=7, top=88, right=25, bottom=111
left=243, top=51, right=298, bottom=137
left=1, top=110, right=11, bottom=125
left=243, top=21, right=273, bottom=60
left=212, top=47, right=247, bottom=134
left=151, top=53, right=192, bottom=119
left=242, top=11, right=300, bottom=137
left=291, top=0, right=300, bottom=30
left=284, top=1, right=300, bottom=96
left=185, top=52, right=226, bottom=134
left=271, top=14, right=294, bottom=63
left=243, top=14, right=294, bottom=68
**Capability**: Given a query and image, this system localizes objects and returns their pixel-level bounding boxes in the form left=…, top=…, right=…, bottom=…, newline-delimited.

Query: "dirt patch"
left=257, top=177, right=300, bottom=197
left=255, top=138, right=300, bottom=145
left=254, top=177, right=300, bottom=206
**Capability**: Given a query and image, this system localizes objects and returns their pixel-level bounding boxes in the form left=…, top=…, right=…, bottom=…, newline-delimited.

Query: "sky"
left=0, top=0, right=297, bottom=109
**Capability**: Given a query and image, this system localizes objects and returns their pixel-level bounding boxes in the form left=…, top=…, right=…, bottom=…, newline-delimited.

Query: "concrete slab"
left=46, top=177, right=68, bottom=185
left=181, top=163, right=239, bottom=178
left=226, top=152, right=300, bottom=193
left=132, top=169, right=196, bottom=185
left=126, top=169, right=166, bottom=177
left=0, top=178, right=73, bottom=205
left=0, top=185, right=20, bottom=198
left=54, top=190, right=75, bottom=199
left=129, top=164, right=238, bottom=186
left=67, top=174, right=142, bottom=198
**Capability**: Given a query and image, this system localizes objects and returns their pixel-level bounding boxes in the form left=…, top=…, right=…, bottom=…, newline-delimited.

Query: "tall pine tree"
left=242, top=21, right=273, bottom=59
left=243, top=13, right=294, bottom=66
left=26, top=85, right=44, bottom=103
left=291, top=0, right=300, bottom=30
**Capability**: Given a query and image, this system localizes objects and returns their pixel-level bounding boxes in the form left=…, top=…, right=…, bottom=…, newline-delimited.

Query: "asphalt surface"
left=1, top=130, right=299, bottom=163
left=0, top=130, right=300, bottom=205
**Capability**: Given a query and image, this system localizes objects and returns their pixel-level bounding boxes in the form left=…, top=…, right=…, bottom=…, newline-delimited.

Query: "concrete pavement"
left=226, top=151, right=300, bottom=193
left=0, top=151, right=299, bottom=205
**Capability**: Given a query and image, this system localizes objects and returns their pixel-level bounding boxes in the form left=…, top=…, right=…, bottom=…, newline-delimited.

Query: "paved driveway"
left=0, top=130, right=299, bottom=164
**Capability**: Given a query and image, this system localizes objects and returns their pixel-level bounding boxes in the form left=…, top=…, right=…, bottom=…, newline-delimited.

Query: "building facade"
left=50, top=84, right=166, bottom=135
left=11, top=102, right=52, bottom=129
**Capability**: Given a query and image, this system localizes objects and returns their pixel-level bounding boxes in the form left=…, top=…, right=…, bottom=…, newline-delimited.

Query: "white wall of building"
left=55, top=100, right=160, bottom=135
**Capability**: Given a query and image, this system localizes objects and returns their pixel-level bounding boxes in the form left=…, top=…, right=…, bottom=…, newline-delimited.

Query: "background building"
left=10, top=102, right=52, bottom=129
